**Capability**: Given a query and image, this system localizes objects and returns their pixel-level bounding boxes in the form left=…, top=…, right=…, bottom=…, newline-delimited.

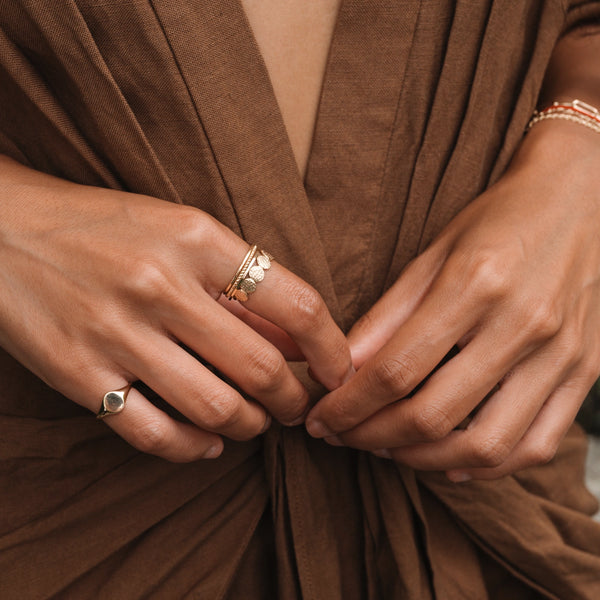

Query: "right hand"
left=0, top=156, right=353, bottom=461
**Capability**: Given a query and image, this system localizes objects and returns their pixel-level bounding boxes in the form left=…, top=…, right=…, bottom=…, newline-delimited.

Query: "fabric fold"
left=150, top=0, right=343, bottom=319
left=1, top=1, right=600, bottom=597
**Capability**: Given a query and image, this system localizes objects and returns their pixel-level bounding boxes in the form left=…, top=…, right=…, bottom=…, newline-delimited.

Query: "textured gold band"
left=224, top=245, right=257, bottom=299
left=97, top=384, right=132, bottom=419
left=224, top=245, right=274, bottom=302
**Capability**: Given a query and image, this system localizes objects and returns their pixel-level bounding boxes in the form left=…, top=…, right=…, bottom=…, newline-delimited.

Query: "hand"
left=0, top=156, right=353, bottom=462
left=305, top=121, right=600, bottom=480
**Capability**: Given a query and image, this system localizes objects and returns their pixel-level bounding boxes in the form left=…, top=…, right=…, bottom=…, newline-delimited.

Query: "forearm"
left=540, top=22, right=600, bottom=108
left=507, top=20, right=600, bottom=202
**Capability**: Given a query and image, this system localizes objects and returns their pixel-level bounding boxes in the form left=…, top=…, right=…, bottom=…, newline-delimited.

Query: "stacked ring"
left=224, top=245, right=274, bottom=302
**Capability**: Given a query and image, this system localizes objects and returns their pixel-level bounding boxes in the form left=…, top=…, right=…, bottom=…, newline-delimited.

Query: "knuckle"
left=470, top=435, right=512, bottom=468
left=564, top=342, right=586, bottom=373
left=133, top=418, right=169, bottom=455
left=466, top=252, right=511, bottom=300
left=88, top=310, right=134, bottom=348
left=522, top=300, right=562, bottom=341
left=411, top=404, right=454, bottom=441
left=326, top=399, right=359, bottom=431
left=577, top=358, right=600, bottom=384
left=176, top=205, right=215, bottom=247
left=370, top=353, right=419, bottom=396
left=127, top=259, right=173, bottom=301
left=288, top=285, right=326, bottom=331
left=201, top=392, right=242, bottom=430
left=525, top=440, right=557, bottom=466
left=246, top=346, right=287, bottom=394
left=557, top=322, right=587, bottom=370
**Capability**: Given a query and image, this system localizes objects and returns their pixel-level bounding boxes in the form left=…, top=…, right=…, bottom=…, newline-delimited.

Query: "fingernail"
left=372, top=449, right=392, bottom=459
left=260, top=415, right=272, bottom=434
left=447, top=471, right=472, bottom=483
left=305, top=419, right=334, bottom=438
left=324, top=435, right=344, bottom=447
left=203, top=443, right=223, bottom=459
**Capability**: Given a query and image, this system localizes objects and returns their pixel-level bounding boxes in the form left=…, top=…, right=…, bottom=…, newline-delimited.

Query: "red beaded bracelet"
left=527, top=99, right=600, bottom=134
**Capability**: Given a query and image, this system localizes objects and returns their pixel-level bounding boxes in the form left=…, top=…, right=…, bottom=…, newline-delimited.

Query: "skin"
left=1, top=6, right=599, bottom=479
left=0, top=0, right=348, bottom=464
left=241, top=0, right=342, bottom=177
left=306, top=119, right=600, bottom=481
left=0, top=157, right=353, bottom=462
left=304, top=27, right=600, bottom=481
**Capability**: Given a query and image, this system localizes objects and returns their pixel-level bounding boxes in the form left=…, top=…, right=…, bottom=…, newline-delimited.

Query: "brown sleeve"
left=564, top=0, right=600, bottom=31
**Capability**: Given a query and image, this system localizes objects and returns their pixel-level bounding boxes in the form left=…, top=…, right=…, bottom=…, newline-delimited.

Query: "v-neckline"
left=236, top=0, right=344, bottom=185
left=150, top=0, right=421, bottom=326
left=150, top=0, right=344, bottom=320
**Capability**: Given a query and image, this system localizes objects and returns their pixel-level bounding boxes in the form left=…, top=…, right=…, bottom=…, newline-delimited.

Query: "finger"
left=242, top=265, right=353, bottom=390
left=383, top=346, right=571, bottom=472
left=446, top=374, right=594, bottom=481
left=121, top=330, right=270, bottom=441
left=166, top=293, right=309, bottom=426
left=217, top=295, right=304, bottom=361
left=348, top=244, right=447, bottom=368
left=335, top=319, right=542, bottom=450
left=305, top=262, right=487, bottom=438
left=207, top=241, right=353, bottom=391
left=95, top=385, right=224, bottom=462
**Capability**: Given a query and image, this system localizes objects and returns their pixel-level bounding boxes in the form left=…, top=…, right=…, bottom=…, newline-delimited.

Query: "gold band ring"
left=224, top=245, right=274, bottom=302
left=97, top=384, right=132, bottom=419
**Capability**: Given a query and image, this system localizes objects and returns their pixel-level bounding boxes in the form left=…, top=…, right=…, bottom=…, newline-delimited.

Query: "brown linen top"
left=1, top=1, right=600, bottom=598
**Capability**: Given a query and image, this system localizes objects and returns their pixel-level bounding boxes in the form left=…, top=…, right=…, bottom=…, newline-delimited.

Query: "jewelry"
left=527, top=99, right=600, bottom=134
left=97, top=384, right=132, bottom=419
left=224, top=244, right=274, bottom=302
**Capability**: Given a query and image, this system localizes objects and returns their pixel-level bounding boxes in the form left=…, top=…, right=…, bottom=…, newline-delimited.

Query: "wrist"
left=511, top=114, right=600, bottom=179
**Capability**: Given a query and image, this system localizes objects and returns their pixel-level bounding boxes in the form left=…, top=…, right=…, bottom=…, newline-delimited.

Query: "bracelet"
left=527, top=99, right=600, bottom=134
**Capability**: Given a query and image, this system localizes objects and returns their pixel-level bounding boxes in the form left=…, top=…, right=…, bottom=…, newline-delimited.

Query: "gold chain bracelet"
left=527, top=99, right=600, bottom=134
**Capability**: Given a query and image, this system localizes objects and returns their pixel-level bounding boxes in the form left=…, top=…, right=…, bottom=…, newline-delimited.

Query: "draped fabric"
left=1, top=1, right=600, bottom=597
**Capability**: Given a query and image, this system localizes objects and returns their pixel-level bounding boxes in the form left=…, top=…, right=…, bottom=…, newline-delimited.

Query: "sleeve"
left=564, top=0, right=600, bottom=32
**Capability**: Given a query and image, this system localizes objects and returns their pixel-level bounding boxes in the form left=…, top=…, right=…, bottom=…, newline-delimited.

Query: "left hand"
left=305, top=120, right=600, bottom=481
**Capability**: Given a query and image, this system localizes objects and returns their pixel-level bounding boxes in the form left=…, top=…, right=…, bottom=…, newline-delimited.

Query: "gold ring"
left=224, top=245, right=274, bottom=302
left=97, top=384, right=132, bottom=419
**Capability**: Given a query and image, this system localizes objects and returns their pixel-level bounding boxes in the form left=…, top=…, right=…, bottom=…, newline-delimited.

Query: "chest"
left=240, top=0, right=342, bottom=177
